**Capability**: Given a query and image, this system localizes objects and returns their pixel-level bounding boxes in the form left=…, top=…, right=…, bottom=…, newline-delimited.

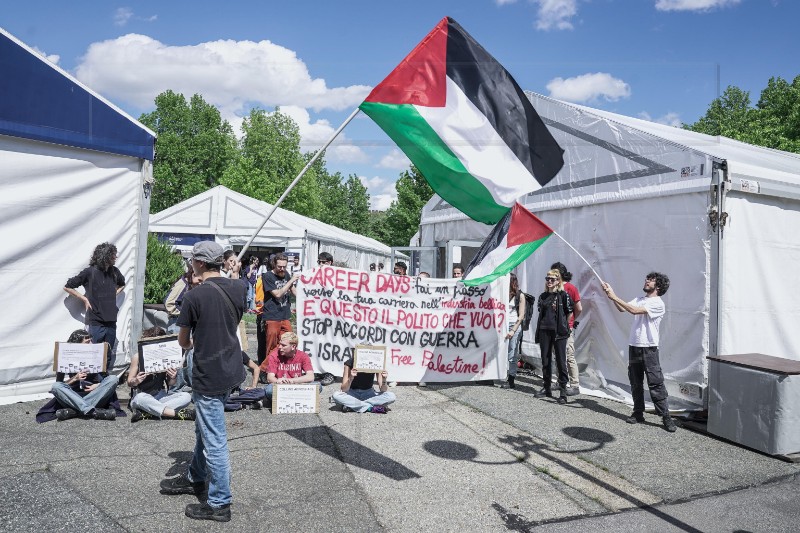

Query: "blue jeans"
left=50, top=375, right=118, bottom=415
left=168, top=349, right=193, bottom=392
left=189, top=391, right=231, bottom=508
left=264, top=381, right=322, bottom=404
left=332, top=389, right=396, bottom=413
left=507, top=321, right=522, bottom=377
left=130, top=391, right=191, bottom=418
left=88, top=324, right=117, bottom=371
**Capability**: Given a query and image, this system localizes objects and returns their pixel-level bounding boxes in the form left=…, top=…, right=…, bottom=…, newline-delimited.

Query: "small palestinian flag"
left=360, top=17, right=564, bottom=224
left=462, top=202, right=553, bottom=286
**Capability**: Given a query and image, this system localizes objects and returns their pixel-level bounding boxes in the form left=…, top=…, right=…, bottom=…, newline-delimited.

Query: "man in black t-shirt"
left=161, top=241, right=246, bottom=523
left=64, top=242, right=125, bottom=372
left=331, top=355, right=396, bottom=414
left=262, top=253, right=299, bottom=358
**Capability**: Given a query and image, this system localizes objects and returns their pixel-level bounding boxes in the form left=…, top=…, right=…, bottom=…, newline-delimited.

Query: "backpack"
left=516, top=292, right=536, bottom=331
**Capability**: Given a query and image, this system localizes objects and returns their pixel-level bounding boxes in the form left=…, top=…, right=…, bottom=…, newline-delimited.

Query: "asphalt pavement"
left=0, top=344, right=798, bottom=532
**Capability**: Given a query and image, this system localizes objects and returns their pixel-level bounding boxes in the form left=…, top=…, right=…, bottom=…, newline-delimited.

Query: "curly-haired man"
left=603, top=272, right=677, bottom=433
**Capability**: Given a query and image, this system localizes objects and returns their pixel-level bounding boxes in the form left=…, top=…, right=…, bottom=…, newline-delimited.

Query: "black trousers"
left=628, top=346, right=670, bottom=416
left=539, top=329, right=568, bottom=390
left=255, top=314, right=267, bottom=366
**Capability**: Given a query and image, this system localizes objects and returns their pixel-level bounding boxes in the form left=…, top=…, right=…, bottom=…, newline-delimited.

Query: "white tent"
left=150, top=186, right=393, bottom=270
left=0, top=28, right=155, bottom=398
left=420, top=91, right=800, bottom=409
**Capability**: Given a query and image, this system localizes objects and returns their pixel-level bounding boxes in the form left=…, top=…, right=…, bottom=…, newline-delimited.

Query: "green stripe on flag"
left=462, top=235, right=552, bottom=286
left=359, top=101, right=510, bottom=224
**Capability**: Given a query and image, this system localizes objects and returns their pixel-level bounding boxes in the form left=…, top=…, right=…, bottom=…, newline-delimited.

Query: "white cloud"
left=377, top=148, right=411, bottom=169
left=495, top=0, right=519, bottom=5
left=359, top=175, right=397, bottom=211
left=534, top=0, right=578, bottom=31
left=277, top=106, right=368, bottom=163
left=31, top=46, right=59, bottom=65
left=546, top=72, right=631, bottom=103
left=114, top=7, right=133, bottom=27
left=655, top=0, right=741, bottom=12
left=74, top=34, right=372, bottom=114
left=639, top=111, right=683, bottom=128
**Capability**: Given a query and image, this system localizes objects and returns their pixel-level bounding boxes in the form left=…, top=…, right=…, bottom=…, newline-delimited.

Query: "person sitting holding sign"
left=37, top=330, right=122, bottom=422
left=332, top=355, right=395, bottom=414
left=260, top=332, right=320, bottom=406
left=128, top=327, right=195, bottom=423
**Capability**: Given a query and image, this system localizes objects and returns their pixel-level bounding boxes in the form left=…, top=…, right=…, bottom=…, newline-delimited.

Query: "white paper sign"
left=139, top=338, right=183, bottom=372
left=53, top=342, right=107, bottom=373
left=296, top=266, right=509, bottom=382
left=272, top=383, right=319, bottom=414
left=354, top=345, right=386, bottom=372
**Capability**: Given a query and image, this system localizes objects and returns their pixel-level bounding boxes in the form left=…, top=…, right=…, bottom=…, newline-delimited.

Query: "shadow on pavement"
left=285, top=426, right=421, bottom=481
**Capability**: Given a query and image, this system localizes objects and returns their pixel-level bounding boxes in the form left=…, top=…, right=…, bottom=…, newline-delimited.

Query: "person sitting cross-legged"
left=332, top=356, right=396, bottom=414
left=260, top=332, right=321, bottom=406
left=128, top=327, right=195, bottom=423
left=40, top=329, right=121, bottom=422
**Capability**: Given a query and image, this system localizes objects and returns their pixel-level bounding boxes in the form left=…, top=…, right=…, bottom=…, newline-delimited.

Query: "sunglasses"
left=545, top=277, right=558, bottom=282
left=318, top=260, right=331, bottom=265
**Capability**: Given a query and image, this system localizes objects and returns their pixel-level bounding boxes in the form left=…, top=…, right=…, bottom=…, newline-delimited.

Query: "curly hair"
left=647, top=272, right=670, bottom=296
left=551, top=262, right=572, bottom=282
left=89, top=242, right=118, bottom=272
left=67, top=329, right=92, bottom=343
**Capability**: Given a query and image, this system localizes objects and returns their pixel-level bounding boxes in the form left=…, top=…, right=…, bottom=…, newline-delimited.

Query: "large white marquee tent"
left=150, top=186, right=393, bottom=270
left=0, top=28, right=155, bottom=399
left=420, top=91, right=800, bottom=410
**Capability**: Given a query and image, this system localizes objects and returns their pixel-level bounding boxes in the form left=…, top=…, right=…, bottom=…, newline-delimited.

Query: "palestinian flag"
left=462, top=202, right=553, bottom=286
left=360, top=17, right=564, bottom=224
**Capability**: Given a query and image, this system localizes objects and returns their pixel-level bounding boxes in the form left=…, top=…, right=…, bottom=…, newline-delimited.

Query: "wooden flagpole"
left=236, top=107, right=361, bottom=260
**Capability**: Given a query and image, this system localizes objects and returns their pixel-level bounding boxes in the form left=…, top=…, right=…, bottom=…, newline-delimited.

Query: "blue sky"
left=4, top=0, right=798, bottom=209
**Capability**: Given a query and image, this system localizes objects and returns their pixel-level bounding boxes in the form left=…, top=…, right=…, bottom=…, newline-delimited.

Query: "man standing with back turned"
left=603, top=272, right=677, bottom=433
left=161, top=241, right=247, bottom=522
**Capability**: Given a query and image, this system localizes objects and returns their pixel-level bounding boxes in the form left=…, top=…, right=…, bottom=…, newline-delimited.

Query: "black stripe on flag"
left=445, top=17, right=564, bottom=187
left=462, top=207, right=513, bottom=280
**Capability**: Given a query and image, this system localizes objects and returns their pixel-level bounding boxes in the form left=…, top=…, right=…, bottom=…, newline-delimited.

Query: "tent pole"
left=551, top=230, right=604, bottom=285
left=237, top=107, right=361, bottom=260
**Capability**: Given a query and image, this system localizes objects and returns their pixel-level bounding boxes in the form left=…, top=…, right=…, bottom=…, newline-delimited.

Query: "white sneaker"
left=388, top=381, right=398, bottom=388
left=418, top=381, right=427, bottom=387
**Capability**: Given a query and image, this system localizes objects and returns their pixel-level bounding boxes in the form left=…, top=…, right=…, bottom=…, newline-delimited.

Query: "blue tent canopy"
left=0, top=29, right=154, bottom=160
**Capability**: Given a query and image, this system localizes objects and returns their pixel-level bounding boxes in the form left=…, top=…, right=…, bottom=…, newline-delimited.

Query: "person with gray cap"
left=160, top=241, right=247, bottom=522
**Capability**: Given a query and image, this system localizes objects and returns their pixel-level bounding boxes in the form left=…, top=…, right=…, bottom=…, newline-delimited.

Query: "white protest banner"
left=297, top=266, right=509, bottom=382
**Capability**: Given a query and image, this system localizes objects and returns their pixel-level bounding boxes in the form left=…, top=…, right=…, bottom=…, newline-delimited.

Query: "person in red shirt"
left=259, top=332, right=319, bottom=405
left=552, top=262, right=583, bottom=396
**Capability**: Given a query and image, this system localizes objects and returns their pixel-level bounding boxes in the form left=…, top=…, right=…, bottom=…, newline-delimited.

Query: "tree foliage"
left=378, top=166, right=434, bottom=247
left=140, top=91, right=237, bottom=213
left=686, top=75, right=800, bottom=154
left=144, top=233, right=185, bottom=304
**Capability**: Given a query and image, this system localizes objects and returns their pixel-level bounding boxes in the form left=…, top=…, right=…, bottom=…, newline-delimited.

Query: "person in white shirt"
left=603, top=272, right=677, bottom=433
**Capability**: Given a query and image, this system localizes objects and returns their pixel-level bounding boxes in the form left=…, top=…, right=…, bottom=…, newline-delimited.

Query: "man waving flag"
left=360, top=17, right=564, bottom=224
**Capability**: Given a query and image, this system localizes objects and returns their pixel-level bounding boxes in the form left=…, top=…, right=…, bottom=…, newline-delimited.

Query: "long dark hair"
left=509, top=273, right=520, bottom=297
left=89, top=242, right=117, bottom=272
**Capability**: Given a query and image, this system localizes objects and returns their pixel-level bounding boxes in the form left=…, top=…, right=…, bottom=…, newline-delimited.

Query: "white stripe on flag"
left=415, top=77, right=540, bottom=208
left=465, top=236, right=521, bottom=280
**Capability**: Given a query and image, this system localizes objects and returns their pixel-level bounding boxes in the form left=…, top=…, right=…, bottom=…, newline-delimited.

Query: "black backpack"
left=516, top=292, right=536, bottom=331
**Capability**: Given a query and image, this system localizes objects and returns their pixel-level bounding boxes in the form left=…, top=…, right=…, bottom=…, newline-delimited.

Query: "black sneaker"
left=130, top=410, right=152, bottom=423
left=93, top=408, right=116, bottom=421
left=185, top=503, right=230, bottom=522
left=160, top=475, right=205, bottom=495
left=626, top=413, right=646, bottom=424
left=248, top=401, right=262, bottom=410
left=341, top=406, right=354, bottom=413
left=175, top=408, right=196, bottom=421
left=56, top=408, right=78, bottom=421
left=557, top=395, right=568, bottom=405
left=663, top=416, right=678, bottom=433
left=534, top=388, right=552, bottom=398
left=320, top=373, right=335, bottom=386
left=565, top=386, right=580, bottom=396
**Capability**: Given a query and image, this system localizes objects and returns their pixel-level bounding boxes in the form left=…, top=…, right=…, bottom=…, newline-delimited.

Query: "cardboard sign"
left=271, top=383, right=319, bottom=414
left=353, top=345, right=386, bottom=373
left=53, top=342, right=107, bottom=373
left=138, top=335, right=183, bottom=373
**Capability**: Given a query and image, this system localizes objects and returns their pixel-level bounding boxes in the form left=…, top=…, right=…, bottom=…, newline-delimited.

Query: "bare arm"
left=572, top=300, right=583, bottom=320
left=602, top=283, right=648, bottom=315
left=340, top=366, right=353, bottom=392
left=178, top=326, right=193, bottom=350
left=269, top=274, right=300, bottom=299
left=247, top=360, right=260, bottom=389
left=63, top=287, right=91, bottom=311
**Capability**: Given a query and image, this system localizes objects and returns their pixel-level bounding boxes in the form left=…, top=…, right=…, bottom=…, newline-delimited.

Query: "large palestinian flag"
left=360, top=17, right=564, bottom=224
left=462, top=202, right=553, bottom=286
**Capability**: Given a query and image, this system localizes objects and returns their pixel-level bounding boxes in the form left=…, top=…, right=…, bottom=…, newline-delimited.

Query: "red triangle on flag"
left=507, top=203, right=554, bottom=247
left=363, top=17, right=448, bottom=107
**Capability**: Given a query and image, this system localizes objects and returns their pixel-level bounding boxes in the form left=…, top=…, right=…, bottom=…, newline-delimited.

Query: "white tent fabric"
left=150, top=186, right=392, bottom=270
left=0, top=28, right=154, bottom=398
left=420, top=92, right=800, bottom=410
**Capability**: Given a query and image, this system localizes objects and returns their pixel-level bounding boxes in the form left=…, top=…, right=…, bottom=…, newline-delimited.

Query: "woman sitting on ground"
left=128, top=326, right=195, bottom=423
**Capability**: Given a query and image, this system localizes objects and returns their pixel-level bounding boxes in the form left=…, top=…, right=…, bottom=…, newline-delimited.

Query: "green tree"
left=342, top=174, right=370, bottom=235
left=380, top=166, right=434, bottom=247
left=222, top=108, right=322, bottom=218
left=144, top=233, right=185, bottom=304
left=140, top=91, right=237, bottom=212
